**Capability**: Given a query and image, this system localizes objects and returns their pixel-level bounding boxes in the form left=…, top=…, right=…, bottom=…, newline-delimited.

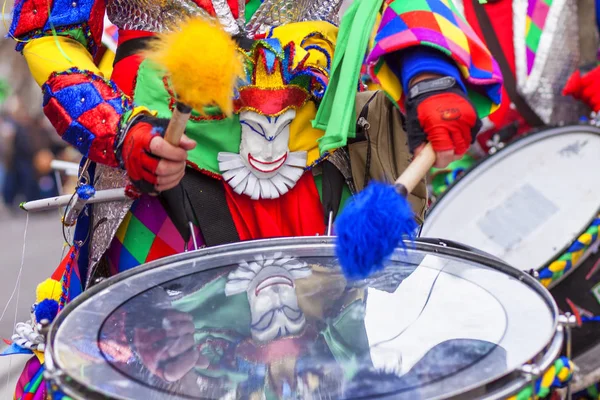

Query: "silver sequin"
left=86, top=164, right=132, bottom=288
left=246, top=0, right=343, bottom=36
left=107, top=0, right=211, bottom=32
left=212, top=0, right=241, bottom=35
left=107, top=0, right=341, bottom=37
left=513, top=0, right=585, bottom=125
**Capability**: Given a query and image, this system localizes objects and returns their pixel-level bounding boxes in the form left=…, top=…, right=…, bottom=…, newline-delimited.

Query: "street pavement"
left=0, top=207, right=64, bottom=397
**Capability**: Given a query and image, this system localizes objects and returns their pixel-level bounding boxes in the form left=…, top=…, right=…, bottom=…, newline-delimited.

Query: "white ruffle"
left=218, top=151, right=307, bottom=200
left=11, top=321, right=45, bottom=352
left=224, top=253, right=312, bottom=296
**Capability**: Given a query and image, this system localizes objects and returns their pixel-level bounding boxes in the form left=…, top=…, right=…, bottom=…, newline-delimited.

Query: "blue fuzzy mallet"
left=336, top=143, right=437, bottom=279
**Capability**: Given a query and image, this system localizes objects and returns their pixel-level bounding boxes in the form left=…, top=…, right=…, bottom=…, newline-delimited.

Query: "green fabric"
left=312, top=0, right=381, bottom=155
left=430, top=154, right=476, bottom=197
left=172, top=276, right=251, bottom=338
left=122, top=214, right=155, bottom=263
left=172, top=276, right=252, bottom=380
left=134, top=60, right=241, bottom=174
left=320, top=300, right=371, bottom=379
left=245, top=0, right=262, bottom=22
left=0, top=79, right=9, bottom=105
left=172, top=275, right=370, bottom=385
left=313, top=174, right=352, bottom=216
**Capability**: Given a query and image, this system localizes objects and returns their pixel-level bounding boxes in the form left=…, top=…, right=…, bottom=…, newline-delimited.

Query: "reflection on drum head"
left=91, top=255, right=529, bottom=399
left=49, top=240, right=557, bottom=400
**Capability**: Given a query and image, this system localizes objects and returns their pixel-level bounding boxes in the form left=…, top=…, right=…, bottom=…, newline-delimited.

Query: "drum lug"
left=93, top=277, right=107, bottom=286
left=558, top=313, right=578, bottom=329
left=526, top=269, right=540, bottom=279
left=519, top=363, right=541, bottom=377
left=43, top=366, right=65, bottom=382
left=558, top=312, right=577, bottom=400
left=590, top=111, right=600, bottom=126
left=519, top=363, right=542, bottom=398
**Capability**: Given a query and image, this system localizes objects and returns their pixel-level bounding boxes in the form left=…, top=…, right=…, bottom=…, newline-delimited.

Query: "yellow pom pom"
left=36, top=279, right=62, bottom=303
left=144, top=17, right=244, bottom=116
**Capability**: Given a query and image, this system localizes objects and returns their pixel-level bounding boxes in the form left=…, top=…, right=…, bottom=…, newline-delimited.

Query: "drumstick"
left=335, top=143, right=436, bottom=279
left=164, top=103, right=192, bottom=146
left=143, top=17, right=243, bottom=145
left=141, top=16, right=243, bottom=241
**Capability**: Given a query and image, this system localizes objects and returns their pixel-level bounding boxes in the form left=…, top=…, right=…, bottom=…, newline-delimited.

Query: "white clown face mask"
left=218, top=110, right=307, bottom=200
left=224, top=253, right=312, bottom=343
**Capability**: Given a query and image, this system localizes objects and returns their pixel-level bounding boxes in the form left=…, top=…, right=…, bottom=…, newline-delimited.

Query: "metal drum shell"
left=44, top=237, right=564, bottom=400
left=420, top=124, right=600, bottom=289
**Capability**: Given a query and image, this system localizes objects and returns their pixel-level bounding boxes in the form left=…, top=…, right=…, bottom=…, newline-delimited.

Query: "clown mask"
left=218, top=110, right=307, bottom=200
left=224, top=253, right=312, bottom=343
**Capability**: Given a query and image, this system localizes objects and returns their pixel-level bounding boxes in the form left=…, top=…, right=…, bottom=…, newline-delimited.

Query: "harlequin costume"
left=5, top=0, right=502, bottom=397
left=431, top=0, right=600, bottom=196
left=7, top=0, right=501, bottom=282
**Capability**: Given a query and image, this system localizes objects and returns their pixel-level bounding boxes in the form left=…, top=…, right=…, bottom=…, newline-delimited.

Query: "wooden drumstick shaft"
left=395, top=142, right=436, bottom=195
left=164, top=102, right=192, bottom=145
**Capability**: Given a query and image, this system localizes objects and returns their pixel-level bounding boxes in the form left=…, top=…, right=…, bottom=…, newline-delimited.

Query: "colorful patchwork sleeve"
left=42, top=68, right=133, bottom=167
left=365, top=0, right=503, bottom=118
left=9, top=0, right=105, bottom=56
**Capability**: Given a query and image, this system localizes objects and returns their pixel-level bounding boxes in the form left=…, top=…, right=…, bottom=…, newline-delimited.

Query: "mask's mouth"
left=248, top=152, right=288, bottom=173
left=255, top=275, right=294, bottom=296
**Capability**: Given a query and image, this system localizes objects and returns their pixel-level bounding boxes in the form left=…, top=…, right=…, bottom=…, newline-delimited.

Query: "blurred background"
left=0, top=1, right=88, bottom=395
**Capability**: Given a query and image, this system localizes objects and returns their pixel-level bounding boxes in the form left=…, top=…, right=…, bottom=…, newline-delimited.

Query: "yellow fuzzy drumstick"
left=144, top=17, right=244, bottom=145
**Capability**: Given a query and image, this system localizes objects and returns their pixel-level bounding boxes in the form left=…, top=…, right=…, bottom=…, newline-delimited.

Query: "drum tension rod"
left=519, top=363, right=541, bottom=399
left=327, top=211, right=334, bottom=236
left=558, top=312, right=578, bottom=400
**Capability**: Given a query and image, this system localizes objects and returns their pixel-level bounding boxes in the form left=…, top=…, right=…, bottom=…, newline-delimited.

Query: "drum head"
left=47, top=238, right=560, bottom=400
left=421, top=126, right=600, bottom=272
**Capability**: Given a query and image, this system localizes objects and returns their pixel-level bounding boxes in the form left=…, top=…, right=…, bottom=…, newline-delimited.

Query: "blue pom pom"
left=34, top=299, right=59, bottom=323
left=335, top=182, right=417, bottom=279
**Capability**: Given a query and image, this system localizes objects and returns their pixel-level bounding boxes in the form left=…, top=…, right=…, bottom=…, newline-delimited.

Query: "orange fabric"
left=224, top=172, right=325, bottom=240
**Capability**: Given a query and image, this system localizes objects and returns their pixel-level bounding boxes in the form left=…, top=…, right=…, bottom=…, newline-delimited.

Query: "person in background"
left=429, top=0, right=600, bottom=198
left=1, top=97, right=41, bottom=210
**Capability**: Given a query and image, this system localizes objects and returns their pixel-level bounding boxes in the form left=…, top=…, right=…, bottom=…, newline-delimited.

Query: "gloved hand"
left=132, top=309, right=203, bottom=382
left=405, top=82, right=481, bottom=168
left=119, top=115, right=196, bottom=193
left=563, top=66, right=600, bottom=112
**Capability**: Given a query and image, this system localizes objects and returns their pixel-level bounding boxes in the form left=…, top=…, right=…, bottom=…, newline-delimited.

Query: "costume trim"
left=219, top=151, right=307, bottom=199
left=366, top=0, right=502, bottom=117
left=42, top=68, right=133, bottom=167
left=507, top=357, right=573, bottom=400
left=539, top=215, right=600, bottom=287
left=10, top=0, right=105, bottom=56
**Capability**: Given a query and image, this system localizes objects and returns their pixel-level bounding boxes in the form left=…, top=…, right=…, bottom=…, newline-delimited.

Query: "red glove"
left=118, top=115, right=195, bottom=193
left=563, top=66, right=600, bottom=112
left=406, top=83, right=481, bottom=168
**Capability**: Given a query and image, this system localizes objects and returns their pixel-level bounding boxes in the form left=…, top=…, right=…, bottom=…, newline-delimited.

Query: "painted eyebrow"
left=273, top=119, right=293, bottom=138
left=240, top=120, right=267, bottom=139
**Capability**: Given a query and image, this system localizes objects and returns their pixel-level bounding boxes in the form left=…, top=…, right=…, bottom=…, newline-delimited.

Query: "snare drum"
left=420, top=125, right=600, bottom=394
left=46, top=237, right=567, bottom=399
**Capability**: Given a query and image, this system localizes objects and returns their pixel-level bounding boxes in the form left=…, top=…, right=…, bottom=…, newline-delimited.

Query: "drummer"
left=433, top=0, right=600, bottom=191
left=5, top=1, right=502, bottom=398
left=5, top=0, right=501, bottom=284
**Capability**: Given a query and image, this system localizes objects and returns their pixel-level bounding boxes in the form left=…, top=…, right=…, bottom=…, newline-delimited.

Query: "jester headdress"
left=219, top=23, right=336, bottom=199
left=234, top=32, right=333, bottom=117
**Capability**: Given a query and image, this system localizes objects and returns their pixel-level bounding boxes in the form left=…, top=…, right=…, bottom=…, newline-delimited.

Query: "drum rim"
left=44, top=236, right=562, bottom=400
left=421, top=124, right=600, bottom=284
